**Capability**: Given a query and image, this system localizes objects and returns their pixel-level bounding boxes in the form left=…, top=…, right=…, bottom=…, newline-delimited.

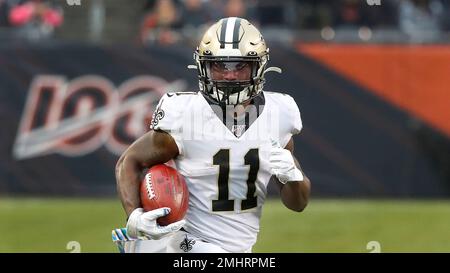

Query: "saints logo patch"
left=179, top=234, right=196, bottom=252
left=150, top=107, right=165, bottom=130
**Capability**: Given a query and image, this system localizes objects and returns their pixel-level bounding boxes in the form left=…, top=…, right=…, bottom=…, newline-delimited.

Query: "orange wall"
left=298, top=44, right=450, bottom=137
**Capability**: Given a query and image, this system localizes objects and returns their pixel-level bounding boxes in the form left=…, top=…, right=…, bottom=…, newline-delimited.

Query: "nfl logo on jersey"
left=231, top=124, right=246, bottom=137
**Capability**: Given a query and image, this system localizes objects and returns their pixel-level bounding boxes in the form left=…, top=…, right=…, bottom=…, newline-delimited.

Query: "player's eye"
left=211, top=62, right=225, bottom=71
left=235, top=63, right=248, bottom=70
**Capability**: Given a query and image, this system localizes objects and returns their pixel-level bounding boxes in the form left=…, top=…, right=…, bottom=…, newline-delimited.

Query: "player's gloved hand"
left=126, top=207, right=185, bottom=240
left=269, top=139, right=304, bottom=184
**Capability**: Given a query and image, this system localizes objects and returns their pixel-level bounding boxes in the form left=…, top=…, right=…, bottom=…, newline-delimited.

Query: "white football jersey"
left=151, top=91, right=302, bottom=252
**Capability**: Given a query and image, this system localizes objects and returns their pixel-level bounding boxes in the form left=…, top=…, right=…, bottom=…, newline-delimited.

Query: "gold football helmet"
left=192, top=17, right=281, bottom=105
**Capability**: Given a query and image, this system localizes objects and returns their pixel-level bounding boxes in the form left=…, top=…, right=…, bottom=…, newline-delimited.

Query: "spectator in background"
left=181, top=0, right=209, bottom=28
left=180, top=0, right=210, bottom=46
left=8, top=0, right=62, bottom=40
left=143, top=0, right=157, bottom=12
left=140, top=0, right=183, bottom=45
left=203, top=0, right=254, bottom=24
left=362, top=0, right=398, bottom=28
left=399, top=0, right=445, bottom=42
left=206, top=0, right=226, bottom=20
left=295, top=0, right=333, bottom=29
left=225, top=0, right=247, bottom=18
left=0, top=0, right=13, bottom=27
left=295, top=0, right=398, bottom=30
left=331, top=0, right=368, bottom=28
left=255, top=0, right=286, bottom=27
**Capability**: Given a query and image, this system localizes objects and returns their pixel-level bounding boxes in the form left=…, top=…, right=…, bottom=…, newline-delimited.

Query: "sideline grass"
left=1, top=198, right=449, bottom=252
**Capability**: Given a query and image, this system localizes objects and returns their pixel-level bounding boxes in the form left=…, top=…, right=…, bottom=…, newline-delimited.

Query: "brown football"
left=140, top=164, right=189, bottom=226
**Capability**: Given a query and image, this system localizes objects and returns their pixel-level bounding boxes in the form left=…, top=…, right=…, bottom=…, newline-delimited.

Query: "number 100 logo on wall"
left=13, top=75, right=186, bottom=160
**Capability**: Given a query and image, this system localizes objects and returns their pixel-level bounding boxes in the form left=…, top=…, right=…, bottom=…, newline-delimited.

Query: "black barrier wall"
left=0, top=43, right=448, bottom=197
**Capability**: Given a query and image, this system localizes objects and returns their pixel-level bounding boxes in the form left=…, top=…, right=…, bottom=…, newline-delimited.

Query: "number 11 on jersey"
left=212, top=149, right=259, bottom=212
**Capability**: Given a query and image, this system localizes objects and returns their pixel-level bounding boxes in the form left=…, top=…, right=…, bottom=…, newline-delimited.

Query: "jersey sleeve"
left=279, top=94, right=303, bottom=148
left=287, top=95, right=303, bottom=135
left=150, top=93, right=185, bottom=155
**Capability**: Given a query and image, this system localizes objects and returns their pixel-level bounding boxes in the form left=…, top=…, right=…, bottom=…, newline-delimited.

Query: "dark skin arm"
left=117, top=131, right=310, bottom=215
left=273, top=137, right=311, bottom=212
left=115, top=130, right=179, bottom=217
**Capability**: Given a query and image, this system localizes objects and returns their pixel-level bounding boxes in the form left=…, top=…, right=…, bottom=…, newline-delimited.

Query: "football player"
left=115, top=17, right=311, bottom=253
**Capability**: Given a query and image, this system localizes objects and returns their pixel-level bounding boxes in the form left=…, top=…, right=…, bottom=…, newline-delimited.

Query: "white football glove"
left=126, top=207, right=185, bottom=240
left=269, top=139, right=304, bottom=184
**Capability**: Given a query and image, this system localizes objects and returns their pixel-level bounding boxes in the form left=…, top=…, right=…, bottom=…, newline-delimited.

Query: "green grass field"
left=1, top=198, right=449, bottom=252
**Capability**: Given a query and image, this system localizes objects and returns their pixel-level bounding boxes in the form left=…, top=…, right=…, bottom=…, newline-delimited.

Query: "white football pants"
left=122, top=230, right=251, bottom=253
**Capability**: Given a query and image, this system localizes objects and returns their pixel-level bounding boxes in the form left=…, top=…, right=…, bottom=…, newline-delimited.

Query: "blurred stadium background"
left=0, top=0, right=449, bottom=252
